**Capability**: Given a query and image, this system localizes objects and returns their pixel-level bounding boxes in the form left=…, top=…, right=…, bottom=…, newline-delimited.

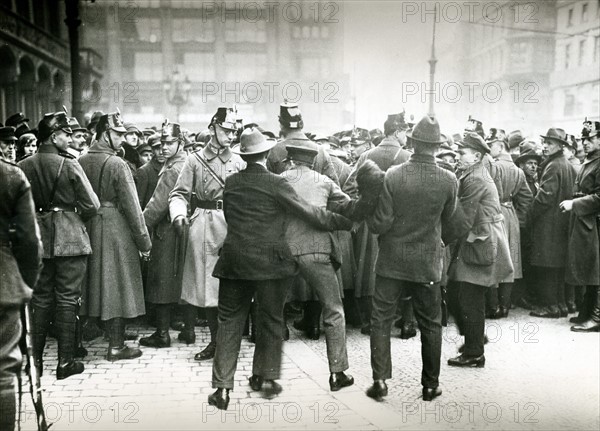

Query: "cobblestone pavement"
left=18, top=308, right=599, bottom=431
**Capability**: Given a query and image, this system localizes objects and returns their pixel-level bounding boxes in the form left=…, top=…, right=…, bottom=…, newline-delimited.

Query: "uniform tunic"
left=79, top=141, right=151, bottom=320
left=566, top=150, right=600, bottom=286
left=169, top=144, right=244, bottom=307
left=143, top=151, right=187, bottom=304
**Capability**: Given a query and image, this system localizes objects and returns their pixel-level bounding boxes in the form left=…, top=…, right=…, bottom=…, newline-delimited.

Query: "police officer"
left=19, top=112, right=100, bottom=379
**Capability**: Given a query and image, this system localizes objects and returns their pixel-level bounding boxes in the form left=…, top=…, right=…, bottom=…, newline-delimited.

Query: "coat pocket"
left=461, top=228, right=498, bottom=266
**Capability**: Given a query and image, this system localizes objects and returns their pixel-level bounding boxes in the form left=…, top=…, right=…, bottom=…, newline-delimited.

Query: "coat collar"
left=378, top=137, right=401, bottom=148
left=37, top=144, right=60, bottom=154
left=495, top=153, right=514, bottom=163
left=282, top=130, right=309, bottom=141
left=243, top=162, right=269, bottom=173
left=160, top=150, right=187, bottom=175
left=458, top=160, right=484, bottom=181
left=540, top=149, right=564, bottom=169
left=88, top=139, right=117, bottom=155
left=409, top=153, right=436, bottom=165
left=203, top=142, right=232, bottom=163
left=583, top=150, right=600, bottom=165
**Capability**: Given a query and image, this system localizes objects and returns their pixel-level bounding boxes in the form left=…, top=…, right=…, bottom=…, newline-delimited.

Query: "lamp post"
left=163, top=67, right=191, bottom=123
left=428, top=3, right=438, bottom=116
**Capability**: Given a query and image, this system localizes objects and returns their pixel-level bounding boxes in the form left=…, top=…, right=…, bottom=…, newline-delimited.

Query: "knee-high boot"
left=31, top=306, right=53, bottom=377
left=54, top=307, right=84, bottom=379
left=106, top=318, right=143, bottom=361
left=571, top=287, right=600, bottom=332
left=139, top=304, right=171, bottom=348
left=178, top=304, right=197, bottom=345
left=570, top=286, right=596, bottom=324
left=194, top=307, right=217, bottom=360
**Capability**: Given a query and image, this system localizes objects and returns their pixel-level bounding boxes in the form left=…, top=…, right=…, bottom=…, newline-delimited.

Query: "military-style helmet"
left=210, top=107, right=237, bottom=131
left=464, top=115, right=485, bottom=139
left=279, top=102, right=303, bottom=129
left=38, top=112, right=73, bottom=141
left=161, top=119, right=183, bottom=142
left=581, top=117, right=600, bottom=140
left=96, top=110, right=127, bottom=136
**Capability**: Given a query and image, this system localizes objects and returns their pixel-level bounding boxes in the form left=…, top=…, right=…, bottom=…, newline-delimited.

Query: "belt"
left=196, top=200, right=223, bottom=210
left=37, top=205, right=77, bottom=213
left=500, top=201, right=513, bottom=208
left=100, top=202, right=117, bottom=208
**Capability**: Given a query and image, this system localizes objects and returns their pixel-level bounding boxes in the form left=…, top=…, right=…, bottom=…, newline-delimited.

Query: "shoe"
left=366, top=380, right=388, bottom=401
left=178, top=329, right=196, bottom=345
left=194, top=342, right=216, bottom=361
left=261, top=379, right=283, bottom=399
left=486, top=307, right=503, bottom=319
left=360, top=324, right=371, bottom=335
left=567, top=302, right=578, bottom=314
left=306, top=326, right=320, bottom=340
left=329, top=372, right=354, bottom=392
left=530, top=307, right=560, bottom=318
left=448, top=354, right=485, bottom=368
left=516, top=297, right=534, bottom=310
left=107, top=345, right=143, bottom=361
left=74, top=345, right=88, bottom=358
left=399, top=323, right=417, bottom=340
left=571, top=320, right=600, bottom=332
left=170, top=320, right=185, bottom=331
left=248, top=374, right=263, bottom=391
left=139, top=330, right=171, bottom=348
left=56, top=360, right=84, bottom=380
left=208, top=388, right=230, bottom=410
left=422, top=387, right=442, bottom=401
left=558, top=303, right=569, bottom=317
left=570, top=314, right=588, bottom=324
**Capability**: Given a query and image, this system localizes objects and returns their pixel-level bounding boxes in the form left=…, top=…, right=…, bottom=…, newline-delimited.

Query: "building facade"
left=81, top=0, right=349, bottom=133
left=550, top=0, right=600, bottom=133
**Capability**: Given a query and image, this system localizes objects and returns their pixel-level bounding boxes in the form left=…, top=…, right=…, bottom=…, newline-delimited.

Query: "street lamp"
left=163, top=67, right=191, bottom=123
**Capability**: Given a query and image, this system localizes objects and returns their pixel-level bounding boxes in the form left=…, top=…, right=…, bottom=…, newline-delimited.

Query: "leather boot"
left=178, top=304, right=197, bottom=345
left=55, top=308, right=84, bottom=380
left=106, top=318, right=143, bottom=361
left=194, top=341, right=216, bottom=361
left=74, top=315, right=87, bottom=358
left=571, top=287, right=600, bottom=332
left=570, top=286, right=594, bottom=323
left=139, top=304, right=171, bottom=348
left=32, top=306, right=53, bottom=378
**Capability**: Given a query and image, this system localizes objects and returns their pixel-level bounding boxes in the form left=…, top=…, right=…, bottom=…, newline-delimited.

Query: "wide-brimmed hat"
left=457, top=132, right=490, bottom=154
left=0, top=126, right=18, bottom=142
left=507, top=130, right=525, bottom=150
left=210, top=107, right=237, bottom=131
left=406, top=115, right=446, bottom=145
left=540, top=128, right=569, bottom=146
left=515, top=141, right=543, bottom=165
left=231, top=127, right=277, bottom=155
left=286, top=144, right=318, bottom=164
left=38, top=112, right=73, bottom=141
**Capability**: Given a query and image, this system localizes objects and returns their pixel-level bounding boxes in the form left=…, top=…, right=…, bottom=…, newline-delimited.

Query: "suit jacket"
left=368, top=153, right=458, bottom=283
left=19, top=145, right=99, bottom=258
left=267, top=131, right=340, bottom=185
left=529, top=150, right=577, bottom=267
left=135, top=158, right=163, bottom=210
left=0, top=159, right=42, bottom=305
left=212, top=163, right=352, bottom=280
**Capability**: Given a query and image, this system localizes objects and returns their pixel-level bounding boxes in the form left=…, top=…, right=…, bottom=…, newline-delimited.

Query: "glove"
left=173, top=216, right=189, bottom=237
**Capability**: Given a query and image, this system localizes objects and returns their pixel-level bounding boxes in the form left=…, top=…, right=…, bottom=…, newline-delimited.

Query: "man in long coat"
left=139, top=122, right=188, bottom=348
left=135, top=134, right=164, bottom=210
left=343, top=113, right=412, bottom=335
left=19, top=113, right=100, bottom=379
left=528, top=128, right=577, bottom=318
left=447, top=133, right=513, bottom=368
left=0, top=155, right=42, bottom=430
left=486, top=135, right=533, bottom=317
left=79, top=111, right=151, bottom=361
left=366, top=116, right=458, bottom=402
left=560, top=120, right=600, bottom=332
left=169, top=107, right=244, bottom=361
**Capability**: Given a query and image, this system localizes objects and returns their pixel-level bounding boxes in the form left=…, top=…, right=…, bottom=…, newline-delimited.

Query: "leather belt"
left=37, top=205, right=77, bottom=213
left=196, top=200, right=223, bottom=210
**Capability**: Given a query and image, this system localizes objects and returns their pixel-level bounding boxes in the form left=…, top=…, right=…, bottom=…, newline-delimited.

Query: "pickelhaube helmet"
left=210, top=107, right=237, bottom=131
left=581, top=117, right=600, bottom=140
left=160, top=119, right=183, bottom=142
left=465, top=115, right=485, bottom=139
left=96, top=109, right=127, bottom=135
left=279, top=101, right=303, bottom=129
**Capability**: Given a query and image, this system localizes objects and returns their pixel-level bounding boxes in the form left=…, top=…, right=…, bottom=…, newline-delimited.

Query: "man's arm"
left=572, top=164, right=600, bottom=216
left=367, top=172, right=395, bottom=235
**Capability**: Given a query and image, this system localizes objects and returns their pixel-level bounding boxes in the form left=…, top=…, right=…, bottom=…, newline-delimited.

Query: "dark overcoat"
left=135, top=157, right=162, bottom=210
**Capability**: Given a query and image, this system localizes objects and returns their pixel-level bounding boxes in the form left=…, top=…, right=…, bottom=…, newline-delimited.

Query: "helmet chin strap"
left=107, top=130, right=117, bottom=152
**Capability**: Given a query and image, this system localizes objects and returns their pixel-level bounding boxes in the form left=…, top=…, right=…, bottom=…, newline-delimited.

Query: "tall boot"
left=54, top=308, right=84, bottom=380
left=178, top=304, right=197, bottom=345
left=139, top=304, right=171, bottom=348
left=195, top=307, right=217, bottom=360
left=570, top=286, right=594, bottom=323
left=106, top=318, right=143, bottom=361
left=305, top=301, right=322, bottom=340
left=571, top=287, right=600, bottom=332
left=31, top=306, right=53, bottom=377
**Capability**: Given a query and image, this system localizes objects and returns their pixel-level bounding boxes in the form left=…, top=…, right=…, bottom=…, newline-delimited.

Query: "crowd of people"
left=0, top=101, right=598, bottom=424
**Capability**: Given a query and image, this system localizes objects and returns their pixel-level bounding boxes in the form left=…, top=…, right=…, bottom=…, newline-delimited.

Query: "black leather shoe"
left=530, top=307, right=560, bottom=318
left=124, top=331, right=138, bottom=341
left=329, top=372, right=354, bottom=392
left=448, top=354, right=485, bottom=368
left=366, top=380, right=388, bottom=401
left=558, top=303, right=569, bottom=317
left=458, top=335, right=488, bottom=353
left=570, top=314, right=588, bottom=324
left=56, top=360, right=84, bottom=380
left=178, top=329, right=196, bottom=345
left=139, top=330, right=171, bottom=348
left=422, top=387, right=442, bottom=401
left=208, top=388, right=230, bottom=410
left=571, top=320, right=600, bottom=332
left=399, top=323, right=417, bottom=340
left=194, top=342, right=216, bottom=361
left=248, top=374, right=263, bottom=391
left=261, top=380, right=283, bottom=399
left=486, top=307, right=503, bottom=319
left=107, top=346, right=143, bottom=361
left=170, top=320, right=185, bottom=331
left=306, top=327, right=320, bottom=340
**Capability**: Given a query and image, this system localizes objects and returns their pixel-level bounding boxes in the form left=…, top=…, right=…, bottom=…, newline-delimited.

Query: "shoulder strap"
left=97, top=155, right=113, bottom=201
left=47, top=158, right=66, bottom=208
left=193, top=152, right=225, bottom=189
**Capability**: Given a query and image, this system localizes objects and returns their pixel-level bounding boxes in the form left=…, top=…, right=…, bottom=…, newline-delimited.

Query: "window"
left=225, top=20, right=266, bottom=43
left=173, top=18, right=215, bottom=42
left=565, top=43, right=571, bottom=69
left=582, top=3, right=589, bottom=22
left=579, top=40, right=586, bottom=66
left=182, top=53, right=216, bottom=81
left=567, top=8, right=574, bottom=26
left=224, top=53, right=267, bottom=81
left=564, top=92, right=575, bottom=116
left=133, top=52, right=163, bottom=81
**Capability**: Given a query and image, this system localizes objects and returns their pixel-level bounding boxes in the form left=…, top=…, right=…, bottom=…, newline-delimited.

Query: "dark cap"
left=507, top=130, right=525, bottom=150
left=210, top=107, right=237, bottom=131
left=136, top=142, right=152, bottom=154
left=124, top=123, right=142, bottom=137
left=0, top=126, right=18, bottom=142
left=279, top=102, right=303, bottom=129
left=515, top=141, right=543, bottom=165
left=148, top=134, right=162, bottom=148
left=5, top=112, right=29, bottom=128
left=38, top=112, right=73, bottom=141
left=328, top=135, right=341, bottom=148
left=351, top=128, right=371, bottom=145
left=384, top=113, right=408, bottom=134
left=457, top=132, right=490, bottom=154
left=286, top=144, right=318, bottom=164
